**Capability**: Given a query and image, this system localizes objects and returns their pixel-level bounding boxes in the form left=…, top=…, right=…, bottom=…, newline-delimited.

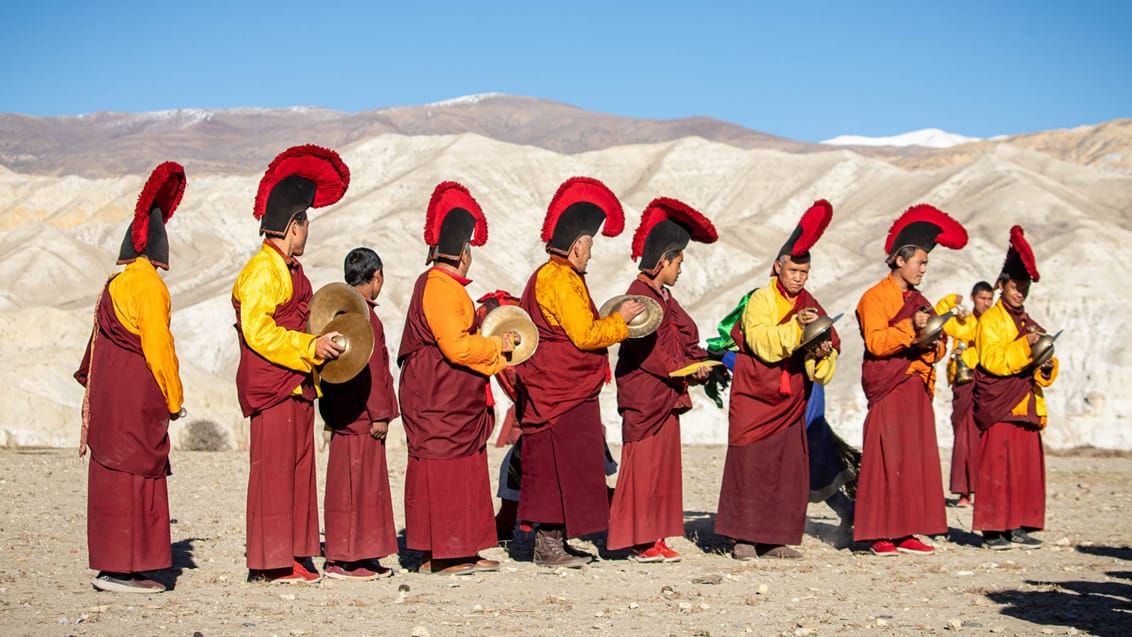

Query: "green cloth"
left=703, top=289, right=756, bottom=408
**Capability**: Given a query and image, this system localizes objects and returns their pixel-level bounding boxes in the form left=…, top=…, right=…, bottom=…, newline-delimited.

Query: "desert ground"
left=0, top=439, right=1128, bottom=637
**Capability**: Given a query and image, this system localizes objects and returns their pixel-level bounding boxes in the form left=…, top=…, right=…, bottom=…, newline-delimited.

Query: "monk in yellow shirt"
left=233, top=145, right=350, bottom=584
left=935, top=281, right=995, bottom=507
left=514, top=177, right=643, bottom=568
left=972, top=226, right=1058, bottom=550
left=76, top=162, right=186, bottom=594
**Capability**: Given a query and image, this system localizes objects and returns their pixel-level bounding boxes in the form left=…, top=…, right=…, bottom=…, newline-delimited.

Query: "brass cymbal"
left=799, top=312, right=843, bottom=350
left=308, top=282, right=369, bottom=335
left=480, top=305, right=539, bottom=366
left=318, top=312, right=375, bottom=384
left=912, top=310, right=955, bottom=347
left=598, top=294, right=664, bottom=339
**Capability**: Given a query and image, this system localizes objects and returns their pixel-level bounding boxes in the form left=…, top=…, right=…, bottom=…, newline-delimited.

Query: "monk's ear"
left=772, top=258, right=782, bottom=276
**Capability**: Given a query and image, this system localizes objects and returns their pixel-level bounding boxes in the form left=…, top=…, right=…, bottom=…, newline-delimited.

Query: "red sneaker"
left=656, top=540, right=682, bottom=563
left=248, top=567, right=305, bottom=584
left=896, top=537, right=935, bottom=554
left=325, top=561, right=391, bottom=581
left=869, top=540, right=899, bottom=557
left=956, top=494, right=972, bottom=508
left=292, top=559, right=323, bottom=582
left=629, top=544, right=664, bottom=563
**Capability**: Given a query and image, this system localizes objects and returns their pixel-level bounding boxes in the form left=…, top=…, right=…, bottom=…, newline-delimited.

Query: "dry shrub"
left=181, top=418, right=231, bottom=452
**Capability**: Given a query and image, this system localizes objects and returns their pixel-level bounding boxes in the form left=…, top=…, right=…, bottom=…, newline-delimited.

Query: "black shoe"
left=982, top=531, right=1012, bottom=550
left=1009, top=529, right=1043, bottom=549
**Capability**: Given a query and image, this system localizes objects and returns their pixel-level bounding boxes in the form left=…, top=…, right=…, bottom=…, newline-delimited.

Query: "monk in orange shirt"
left=854, top=205, right=968, bottom=556
left=397, top=182, right=521, bottom=574
left=76, top=162, right=187, bottom=594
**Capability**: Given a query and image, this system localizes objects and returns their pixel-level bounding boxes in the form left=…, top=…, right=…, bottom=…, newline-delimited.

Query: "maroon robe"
left=397, top=270, right=495, bottom=558
left=319, top=303, right=400, bottom=562
left=972, top=304, right=1047, bottom=532
left=75, top=281, right=171, bottom=572
left=609, top=278, right=704, bottom=550
left=234, top=255, right=319, bottom=570
left=949, top=381, right=979, bottom=495
left=853, top=287, right=947, bottom=542
left=513, top=261, right=612, bottom=537
left=716, top=285, right=837, bottom=546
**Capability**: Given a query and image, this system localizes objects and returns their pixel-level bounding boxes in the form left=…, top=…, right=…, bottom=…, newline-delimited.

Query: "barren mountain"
left=1, top=126, right=1129, bottom=452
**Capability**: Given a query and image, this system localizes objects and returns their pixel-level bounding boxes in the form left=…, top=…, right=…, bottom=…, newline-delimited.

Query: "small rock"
left=947, top=618, right=963, bottom=631
left=699, top=603, right=711, bottom=610
left=398, top=583, right=411, bottom=592
left=678, top=601, right=693, bottom=610
left=956, top=571, right=975, bottom=577
left=661, top=585, right=675, bottom=595
left=471, top=604, right=483, bottom=613
left=279, top=593, right=296, bottom=601
left=692, top=574, right=723, bottom=585
left=290, top=631, right=306, bottom=636
left=57, top=618, right=68, bottom=625
left=194, top=632, right=204, bottom=637
left=756, top=583, right=769, bottom=595
left=217, top=575, right=229, bottom=583
left=411, top=627, right=431, bottom=637
left=628, top=602, right=640, bottom=610
left=877, top=618, right=888, bottom=626
left=90, top=605, right=109, bottom=613
left=594, top=611, right=604, bottom=617
left=794, top=629, right=812, bottom=637
left=1055, top=537, right=1071, bottom=546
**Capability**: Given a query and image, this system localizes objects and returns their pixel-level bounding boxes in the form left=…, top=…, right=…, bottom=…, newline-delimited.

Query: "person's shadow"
left=983, top=544, right=1132, bottom=636
left=146, top=537, right=200, bottom=591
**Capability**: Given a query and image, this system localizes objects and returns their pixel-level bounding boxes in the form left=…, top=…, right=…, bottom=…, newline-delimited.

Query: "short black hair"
left=344, top=247, right=383, bottom=286
left=886, top=245, right=919, bottom=270
left=971, top=280, right=993, bottom=296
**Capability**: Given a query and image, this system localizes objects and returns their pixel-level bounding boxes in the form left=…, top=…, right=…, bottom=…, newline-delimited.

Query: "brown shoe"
left=472, top=556, right=500, bottom=572
left=758, top=544, right=803, bottom=559
left=731, top=542, right=758, bottom=561
left=533, top=527, right=588, bottom=568
left=420, top=557, right=476, bottom=575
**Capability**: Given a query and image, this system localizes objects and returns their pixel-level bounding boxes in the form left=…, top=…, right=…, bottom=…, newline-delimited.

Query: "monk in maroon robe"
left=716, top=200, right=838, bottom=560
left=514, top=177, right=643, bottom=568
left=972, top=226, right=1058, bottom=550
left=397, top=182, right=519, bottom=575
left=610, top=197, right=717, bottom=562
left=318, top=247, right=399, bottom=579
left=853, top=205, right=967, bottom=556
left=234, top=145, right=350, bottom=583
left=76, top=162, right=186, bottom=594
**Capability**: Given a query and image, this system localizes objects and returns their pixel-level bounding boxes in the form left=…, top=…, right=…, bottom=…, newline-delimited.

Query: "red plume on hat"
left=884, top=203, right=968, bottom=257
left=778, top=199, right=833, bottom=258
left=1001, top=224, right=1040, bottom=282
left=131, top=161, right=186, bottom=252
left=541, top=177, right=624, bottom=251
left=253, top=144, right=350, bottom=221
left=424, top=181, right=488, bottom=247
left=631, top=197, right=718, bottom=262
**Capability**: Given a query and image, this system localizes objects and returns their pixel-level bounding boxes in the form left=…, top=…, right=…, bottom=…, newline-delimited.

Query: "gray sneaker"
left=1009, top=529, right=1043, bottom=549
left=982, top=532, right=1012, bottom=551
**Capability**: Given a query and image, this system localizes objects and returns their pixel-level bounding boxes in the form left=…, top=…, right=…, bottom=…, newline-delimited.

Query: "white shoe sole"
left=92, top=577, right=165, bottom=594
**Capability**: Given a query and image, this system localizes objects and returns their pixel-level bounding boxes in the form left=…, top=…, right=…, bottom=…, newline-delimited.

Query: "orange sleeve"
left=422, top=271, right=507, bottom=376
left=857, top=282, right=915, bottom=358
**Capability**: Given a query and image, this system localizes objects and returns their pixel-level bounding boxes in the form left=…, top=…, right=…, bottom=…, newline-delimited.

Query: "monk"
left=514, top=177, right=643, bottom=568
left=935, top=281, right=995, bottom=507
left=397, top=181, right=520, bottom=574
left=973, top=226, right=1058, bottom=550
left=716, top=200, right=839, bottom=560
left=234, top=145, right=350, bottom=583
left=854, top=204, right=967, bottom=556
left=610, top=197, right=717, bottom=563
left=318, top=247, right=399, bottom=579
left=76, top=162, right=187, bottom=593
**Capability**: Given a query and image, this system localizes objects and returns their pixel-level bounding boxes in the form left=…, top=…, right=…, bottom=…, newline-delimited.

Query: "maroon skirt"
left=715, top=415, right=809, bottom=546
left=853, top=376, right=947, bottom=542
left=246, top=398, right=320, bottom=570
left=518, top=400, right=610, bottom=538
left=973, top=421, right=1045, bottom=532
left=403, top=448, right=496, bottom=559
left=949, top=382, right=979, bottom=495
left=87, top=459, right=171, bottom=573
left=607, top=414, right=684, bottom=550
left=324, top=432, right=398, bottom=562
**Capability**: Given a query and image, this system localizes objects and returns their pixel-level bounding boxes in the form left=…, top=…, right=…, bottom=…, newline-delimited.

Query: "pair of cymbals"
left=912, top=309, right=956, bottom=347
left=599, top=295, right=664, bottom=338
left=799, top=312, right=843, bottom=350
left=308, top=282, right=374, bottom=384
left=480, top=305, right=539, bottom=365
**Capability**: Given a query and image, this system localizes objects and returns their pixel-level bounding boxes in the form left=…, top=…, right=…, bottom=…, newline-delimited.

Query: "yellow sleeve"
left=233, top=252, right=320, bottom=372
left=536, top=263, right=628, bottom=350
left=805, top=349, right=838, bottom=385
left=113, top=265, right=183, bottom=413
left=936, top=294, right=978, bottom=343
left=422, top=273, right=507, bottom=376
left=1034, top=357, right=1059, bottom=387
left=976, top=306, right=1033, bottom=376
left=740, top=286, right=801, bottom=363
left=857, top=286, right=914, bottom=357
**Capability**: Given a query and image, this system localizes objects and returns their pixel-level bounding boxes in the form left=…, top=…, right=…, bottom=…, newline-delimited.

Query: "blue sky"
left=1, top=1, right=1128, bottom=142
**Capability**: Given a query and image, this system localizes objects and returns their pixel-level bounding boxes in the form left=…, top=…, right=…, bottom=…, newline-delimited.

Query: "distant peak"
left=424, top=93, right=511, bottom=108
left=820, top=128, right=982, bottom=149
